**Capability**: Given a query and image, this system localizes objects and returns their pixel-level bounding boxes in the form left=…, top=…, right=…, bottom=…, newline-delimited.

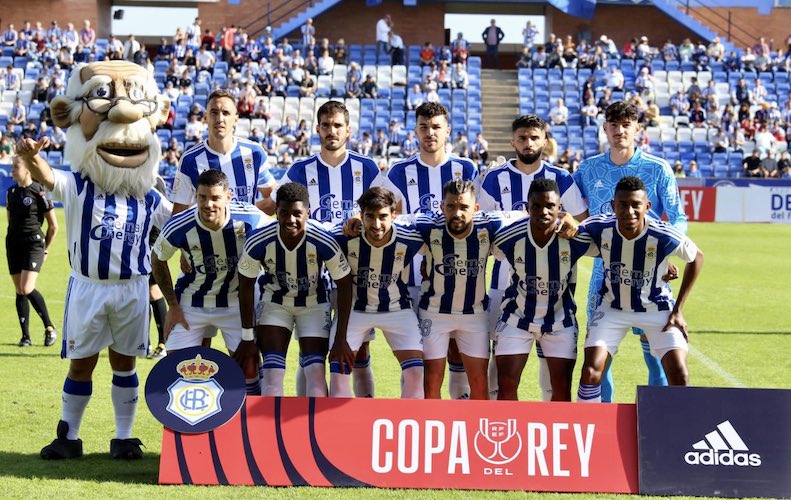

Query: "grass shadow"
left=0, top=451, right=160, bottom=484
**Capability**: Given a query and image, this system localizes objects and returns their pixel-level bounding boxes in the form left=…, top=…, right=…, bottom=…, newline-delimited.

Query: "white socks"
left=111, top=369, right=139, bottom=439
left=62, top=378, right=92, bottom=440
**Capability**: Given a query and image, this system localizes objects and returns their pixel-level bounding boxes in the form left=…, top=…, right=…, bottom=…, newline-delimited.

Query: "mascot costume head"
left=49, top=61, right=170, bottom=198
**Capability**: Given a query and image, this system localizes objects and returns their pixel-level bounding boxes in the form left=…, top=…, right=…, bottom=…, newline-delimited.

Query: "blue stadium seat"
left=48, top=151, right=63, bottom=166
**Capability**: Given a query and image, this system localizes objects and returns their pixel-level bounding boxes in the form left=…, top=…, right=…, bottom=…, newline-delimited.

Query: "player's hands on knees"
left=663, top=310, right=688, bottom=341
left=555, top=212, right=579, bottom=238
left=662, top=261, right=679, bottom=281
left=329, top=339, right=355, bottom=374
left=233, top=339, right=259, bottom=367
left=163, top=305, right=189, bottom=342
left=15, top=137, right=49, bottom=160
left=180, top=253, right=192, bottom=273
left=343, top=216, right=362, bottom=237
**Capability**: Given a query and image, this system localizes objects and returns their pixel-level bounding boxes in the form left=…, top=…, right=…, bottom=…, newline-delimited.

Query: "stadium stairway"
left=481, top=69, right=519, bottom=161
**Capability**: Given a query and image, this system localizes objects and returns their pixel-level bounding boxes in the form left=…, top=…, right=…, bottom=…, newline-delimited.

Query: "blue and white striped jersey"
left=152, top=202, right=269, bottom=307
left=273, top=151, right=382, bottom=225
left=382, top=153, right=478, bottom=287
left=479, top=160, right=587, bottom=290
left=51, top=170, right=172, bottom=281
left=414, top=211, right=504, bottom=315
left=331, top=223, right=426, bottom=313
left=572, top=149, right=687, bottom=230
left=577, top=214, right=698, bottom=312
left=171, top=138, right=272, bottom=206
left=238, top=219, right=351, bottom=307
left=493, top=217, right=596, bottom=332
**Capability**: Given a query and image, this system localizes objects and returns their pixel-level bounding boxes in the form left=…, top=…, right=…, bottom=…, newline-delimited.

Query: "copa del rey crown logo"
left=167, top=354, right=225, bottom=426
left=474, top=418, right=522, bottom=465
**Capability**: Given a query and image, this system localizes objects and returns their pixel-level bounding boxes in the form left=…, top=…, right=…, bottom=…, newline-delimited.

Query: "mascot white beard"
left=64, top=118, right=161, bottom=199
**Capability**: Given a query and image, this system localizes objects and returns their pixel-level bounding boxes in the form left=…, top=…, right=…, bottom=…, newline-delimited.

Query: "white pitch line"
left=688, top=344, right=746, bottom=388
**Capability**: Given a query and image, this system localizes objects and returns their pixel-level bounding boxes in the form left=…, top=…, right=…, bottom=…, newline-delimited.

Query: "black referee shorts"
left=6, top=234, right=46, bottom=275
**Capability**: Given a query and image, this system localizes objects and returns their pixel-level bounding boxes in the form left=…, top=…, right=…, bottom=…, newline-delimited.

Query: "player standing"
left=383, top=102, right=479, bottom=399
left=6, top=155, right=59, bottom=347
left=151, top=170, right=269, bottom=395
left=573, top=101, right=688, bottom=402
left=329, top=187, right=426, bottom=398
left=478, top=115, right=587, bottom=399
left=237, top=182, right=354, bottom=397
left=271, top=100, right=383, bottom=397
left=492, top=179, right=595, bottom=401
left=576, top=176, right=703, bottom=402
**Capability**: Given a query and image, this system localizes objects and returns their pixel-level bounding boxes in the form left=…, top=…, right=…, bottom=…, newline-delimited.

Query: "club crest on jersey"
left=167, top=355, right=224, bottom=426
left=646, top=246, right=656, bottom=259
left=354, top=170, right=362, bottom=184
left=23, top=196, right=33, bottom=206
left=244, top=157, right=253, bottom=171
left=478, top=230, right=489, bottom=245
left=395, top=251, right=405, bottom=261
left=560, top=250, right=570, bottom=264
left=453, top=171, right=462, bottom=178
left=235, top=225, right=246, bottom=240
left=307, top=253, right=317, bottom=265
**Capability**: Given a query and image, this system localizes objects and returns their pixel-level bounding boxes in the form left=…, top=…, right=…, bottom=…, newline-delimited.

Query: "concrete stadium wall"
left=688, top=7, right=791, bottom=50
left=1, top=0, right=112, bottom=38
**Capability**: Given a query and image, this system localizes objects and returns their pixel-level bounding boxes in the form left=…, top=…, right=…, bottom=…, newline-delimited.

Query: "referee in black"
left=6, top=155, right=58, bottom=347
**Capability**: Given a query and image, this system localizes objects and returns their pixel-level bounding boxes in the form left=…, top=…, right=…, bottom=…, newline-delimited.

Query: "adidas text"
left=684, top=449, right=761, bottom=467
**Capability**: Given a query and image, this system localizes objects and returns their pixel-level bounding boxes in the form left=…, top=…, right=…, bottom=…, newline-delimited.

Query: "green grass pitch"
left=1, top=210, right=789, bottom=498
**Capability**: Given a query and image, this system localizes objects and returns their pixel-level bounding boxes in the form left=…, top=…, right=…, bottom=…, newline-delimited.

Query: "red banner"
left=679, top=187, right=716, bottom=222
left=160, top=397, right=638, bottom=493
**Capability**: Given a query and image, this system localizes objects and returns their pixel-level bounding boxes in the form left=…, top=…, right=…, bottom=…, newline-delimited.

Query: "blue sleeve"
left=572, top=168, right=587, bottom=199
left=657, top=166, right=689, bottom=234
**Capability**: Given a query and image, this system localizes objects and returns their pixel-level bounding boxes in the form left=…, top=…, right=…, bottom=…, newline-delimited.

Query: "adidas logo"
left=594, top=180, right=605, bottom=188
left=501, top=186, right=510, bottom=194
left=602, top=242, right=610, bottom=250
left=191, top=244, right=200, bottom=251
left=515, top=256, right=524, bottom=264
left=431, top=238, right=441, bottom=244
left=349, top=251, right=357, bottom=258
left=684, top=420, right=761, bottom=467
left=408, top=178, right=417, bottom=185
left=137, top=343, right=146, bottom=351
left=96, top=193, right=105, bottom=200
left=308, top=178, right=318, bottom=186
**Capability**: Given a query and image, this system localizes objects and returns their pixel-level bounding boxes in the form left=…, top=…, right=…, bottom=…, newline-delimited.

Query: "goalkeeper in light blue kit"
left=573, top=101, right=688, bottom=402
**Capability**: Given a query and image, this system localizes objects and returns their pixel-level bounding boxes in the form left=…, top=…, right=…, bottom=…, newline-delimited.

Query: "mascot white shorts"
left=61, top=273, right=149, bottom=359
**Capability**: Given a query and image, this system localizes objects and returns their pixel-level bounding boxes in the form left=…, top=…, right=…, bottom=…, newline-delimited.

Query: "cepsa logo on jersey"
left=370, top=416, right=596, bottom=478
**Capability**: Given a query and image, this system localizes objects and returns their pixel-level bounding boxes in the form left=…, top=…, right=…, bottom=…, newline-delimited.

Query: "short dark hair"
left=415, top=102, right=449, bottom=122
left=317, top=100, right=349, bottom=125
left=528, top=178, right=560, bottom=199
left=207, top=89, right=237, bottom=109
left=512, top=114, right=547, bottom=133
left=197, top=169, right=229, bottom=190
left=605, top=101, right=640, bottom=123
left=442, top=178, right=476, bottom=199
left=277, top=182, right=309, bottom=208
left=357, top=187, right=396, bottom=213
left=614, top=175, right=646, bottom=195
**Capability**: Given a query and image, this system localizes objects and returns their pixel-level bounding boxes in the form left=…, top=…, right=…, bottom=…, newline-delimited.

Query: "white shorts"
left=166, top=303, right=243, bottom=352
left=62, top=274, right=149, bottom=359
left=487, top=289, right=506, bottom=341
left=331, top=288, right=375, bottom=343
left=332, top=308, right=422, bottom=353
left=584, top=305, right=688, bottom=359
left=256, top=300, right=331, bottom=339
left=419, top=310, right=489, bottom=360
left=408, top=286, right=421, bottom=313
left=494, top=321, right=578, bottom=360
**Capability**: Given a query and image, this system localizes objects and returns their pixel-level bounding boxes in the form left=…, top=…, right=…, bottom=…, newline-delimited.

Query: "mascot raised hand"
left=15, top=61, right=172, bottom=460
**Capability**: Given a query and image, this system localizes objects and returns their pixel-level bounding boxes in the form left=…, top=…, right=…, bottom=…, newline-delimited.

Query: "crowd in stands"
left=2, top=16, right=791, bottom=179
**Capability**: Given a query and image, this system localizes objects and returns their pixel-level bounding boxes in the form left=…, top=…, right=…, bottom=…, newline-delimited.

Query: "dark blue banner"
left=638, top=386, right=791, bottom=498
left=547, top=0, right=596, bottom=19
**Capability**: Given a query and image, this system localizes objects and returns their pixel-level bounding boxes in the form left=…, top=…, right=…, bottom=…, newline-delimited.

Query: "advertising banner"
left=638, top=386, right=791, bottom=498
left=159, top=397, right=638, bottom=493
left=678, top=187, right=716, bottom=222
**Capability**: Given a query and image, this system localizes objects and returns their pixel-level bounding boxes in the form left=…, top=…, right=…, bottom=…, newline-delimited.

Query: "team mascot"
left=15, top=61, right=172, bottom=459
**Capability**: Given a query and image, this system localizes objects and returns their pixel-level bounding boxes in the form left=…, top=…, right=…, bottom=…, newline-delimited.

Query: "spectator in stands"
left=277, top=117, right=299, bottom=145
left=581, top=97, right=599, bottom=127
left=670, top=88, right=690, bottom=117
left=184, top=114, right=205, bottom=142
left=742, top=149, right=764, bottom=177
left=761, top=150, right=779, bottom=177
left=452, top=62, right=468, bottom=90
left=755, top=125, right=777, bottom=155
left=549, top=98, right=569, bottom=126
left=634, top=67, right=655, bottom=100
left=333, top=38, right=349, bottom=65
left=376, top=14, right=393, bottom=59
left=388, top=119, right=402, bottom=149
left=605, top=66, right=624, bottom=92
left=13, top=32, right=30, bottom=58
left=61, top=22, right=78, bottom=53
left=160, top=149, right=179, bottom=177
left=689, top=100, right=707, bottom=128
left=188, top=103, right=205, bottom=122
left=195, top=45, right=215, bottom=72
left=531, top=45, right=547, bottom=68
left=21, top=122, right=38, bottom=141
left=318, top=49, right=334, bottom=75
left=678, top=38, right=695, bottom=62
left=710, top=127, right=729, bottom=152
left=248, top=127, right=264, bottom=144
left=1, top=65, right=20, bottom=93
left=264, top=128, right=281, bottom=156
left=451, top=32, right=469, bottom=64
left=3, top=123, right=18, bottom=142
left=300, top=18, right=315, bottom=48
left=452, top=131, right=469, bottom=157
left=753, top=79, right=768, bottom=105
left=741, top=47, right=757, bottom=72
left=661, top=39, right=678, bottom=62
left=389, top=31, right=405, bottom=65
left=644, top=100, right=660, bottom=128
left=345, top=74, right=361, bottom=98
left=270, top=70, right=288, bottom=96
left=166, top=137, right=183, bottom=157
left=361, top=74, right=378, bottom=98
left=522, top=21, right=539, bottom=49
left=597, top=87, right=613, bottom=114
left=482, top=18, right=505, bottom=69
left=547, top=44, right=564, bottom=69
left=2, top=23, right=18, bottom=47
left=437, top=61, right=451, bottom=88
left=401, top=131, right=419, bottom=157
left=237, top=93, right=255, bottom=119
left=357, top=132, right=373, bottom=157
left=104, top=34, right=122, bottom=60
left=420, top=41, right=436, bottom=67
left=373, top=129, right=389, bottom=158
left=672, top=160, right=685, bottom=178
left=425, top=85, right=440, bottom=104
left=299, top=73, right=316, bottom=98
left=9, top=98, right=26, bottom=127
left=470, top=132, right=489, bottom=166
left=49, top=127, right=66, bottom=152
left=516, top=46, right=531, bottom=69
left=778, top=151, right=791, bottom=178
left=707, top=36, right=725, bottom=62
left=561, top=43, right=578, bottom=69
left=277, top=150, right=293, bottom=169
left=687, top=160, right=702, bottom=178
left=0, top=139, right=13, bottom=164
left=636, top=36, right=653, bottom=60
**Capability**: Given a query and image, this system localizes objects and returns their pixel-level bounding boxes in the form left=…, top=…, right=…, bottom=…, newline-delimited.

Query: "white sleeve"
left=560, top=181, right=588, bottom=217
left=152, top=197, right=173, bottom=229
left=372, top=173, right=404, bottom=207
left=237, top=248, right=261, bottom=279
left=672, top=236, right=699, bottom=263
left=477, top=181, right=499, bottom=212
left=49, top=169, right=75, bottom=204
left=269, top=168, right=295, bottom=203
left=170, top=169, right=196, bottom=205
left=151, top=233, right=178, bottom=261
left=325, top=250, right=351, bottom=281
